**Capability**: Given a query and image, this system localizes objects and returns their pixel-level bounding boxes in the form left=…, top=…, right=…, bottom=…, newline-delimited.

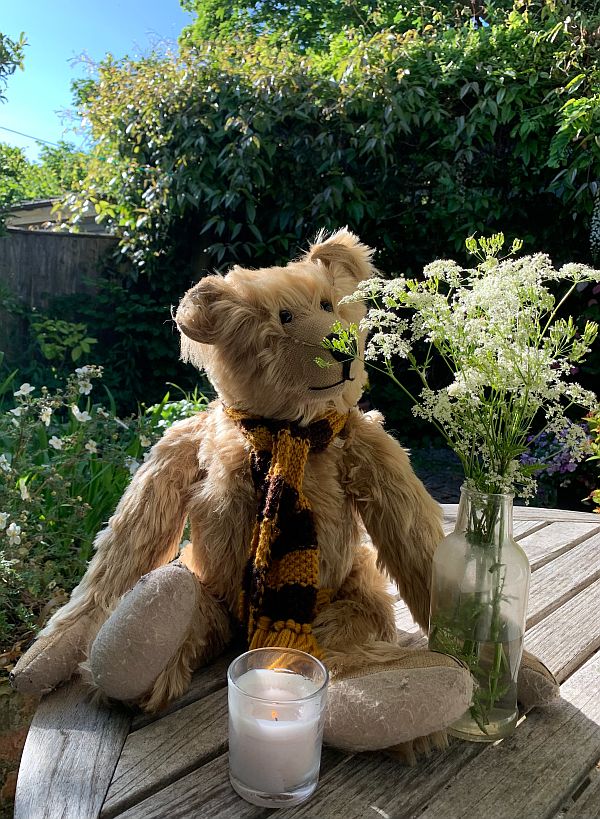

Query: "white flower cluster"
left=71, top=365, right=104, bottom=396
left=335, top=243, right=600, bottom=496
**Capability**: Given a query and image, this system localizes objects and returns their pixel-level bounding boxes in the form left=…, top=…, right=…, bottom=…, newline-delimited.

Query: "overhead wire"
left=0, top=124, right=83, bottom=149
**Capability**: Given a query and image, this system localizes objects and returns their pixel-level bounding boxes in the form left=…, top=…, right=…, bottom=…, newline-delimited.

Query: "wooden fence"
left=0, top=228, right=117, bottom=365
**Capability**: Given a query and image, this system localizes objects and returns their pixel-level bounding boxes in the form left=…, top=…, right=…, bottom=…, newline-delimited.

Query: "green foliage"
left=587, top=408, right=600, bottom=512
left=180, top=0, right=401, bottom=50
left=31, top=318, right=97, bottom=366
left=179, top=0, right=520, bottom=51
left=68, top=1, right=600, bottom=282
left=50, top=273, right=214, bottom=412
left=0, top=141, right=89, bottom=209
left=0, top=366, right=209, bottom=656
left=0, top=31, right=26, bottom=102
left=36, top=142, right=89, bottom=194
left=0, top=143, right=56, bottom=208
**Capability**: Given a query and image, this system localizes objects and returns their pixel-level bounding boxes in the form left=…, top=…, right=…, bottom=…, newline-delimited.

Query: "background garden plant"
left=3, top=0, right=590, bottom=417
left=0, top=365, right=208, bottom=669
left=587, top=408, right=600, bottom=512
left=3, top=1, right=600, bottom=423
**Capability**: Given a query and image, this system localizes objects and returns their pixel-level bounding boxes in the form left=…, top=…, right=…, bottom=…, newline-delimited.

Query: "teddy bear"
left=11, top=229, right=558, bottom=757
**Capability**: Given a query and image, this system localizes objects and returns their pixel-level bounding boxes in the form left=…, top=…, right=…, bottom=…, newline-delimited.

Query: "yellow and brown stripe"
left=224, top=405, right=347, bottom=658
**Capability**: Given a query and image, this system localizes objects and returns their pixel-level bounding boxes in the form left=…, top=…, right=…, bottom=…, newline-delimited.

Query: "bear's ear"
left=306, top=228, right=375, bottom=282
left=175, top=275, right=230, bottom=344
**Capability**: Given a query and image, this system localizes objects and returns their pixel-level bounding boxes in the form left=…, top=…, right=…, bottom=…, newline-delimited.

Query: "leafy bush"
left=43, top=1, right=599, bottom=418
left=31, top=318, right=97, bottom=367
left=66, top=1, right=600, bottom=278
left=0, top=31, right=26, bottom=102
left=0, top=141, right=89, bottom=211
left=0, top=366, right=209, bottom=665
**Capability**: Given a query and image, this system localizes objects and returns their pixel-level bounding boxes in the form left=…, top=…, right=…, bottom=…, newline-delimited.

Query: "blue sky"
left=1, top=0, right=192, bottom=159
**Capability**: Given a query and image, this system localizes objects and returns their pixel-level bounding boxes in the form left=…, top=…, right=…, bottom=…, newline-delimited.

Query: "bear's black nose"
left=325, top=334, right=347, bottom=364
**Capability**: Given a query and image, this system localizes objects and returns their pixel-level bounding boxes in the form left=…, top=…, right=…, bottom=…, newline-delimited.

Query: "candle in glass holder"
left=228, top=649, right=328, bottom=807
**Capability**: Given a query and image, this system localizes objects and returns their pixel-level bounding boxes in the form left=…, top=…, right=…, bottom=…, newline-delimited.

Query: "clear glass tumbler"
left=228, top=647, right=329, bottom=807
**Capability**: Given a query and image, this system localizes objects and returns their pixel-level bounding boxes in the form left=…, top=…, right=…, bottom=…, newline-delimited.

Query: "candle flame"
left=271, top=710, right=279, bottom=721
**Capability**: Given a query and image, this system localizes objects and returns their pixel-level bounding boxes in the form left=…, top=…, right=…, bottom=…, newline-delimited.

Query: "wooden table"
left=14, top=505, right=600, bottom=819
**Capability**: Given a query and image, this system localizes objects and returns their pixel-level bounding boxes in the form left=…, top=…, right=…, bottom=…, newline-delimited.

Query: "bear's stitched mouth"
left=310, top=377, right=354, bottom=392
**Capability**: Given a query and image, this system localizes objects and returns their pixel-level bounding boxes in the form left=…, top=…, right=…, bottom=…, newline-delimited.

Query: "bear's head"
left=175, top=229, right=374, bottom=422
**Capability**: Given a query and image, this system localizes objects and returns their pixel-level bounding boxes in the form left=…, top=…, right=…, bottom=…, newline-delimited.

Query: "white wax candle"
left=229, top=669, right=323, bottom=794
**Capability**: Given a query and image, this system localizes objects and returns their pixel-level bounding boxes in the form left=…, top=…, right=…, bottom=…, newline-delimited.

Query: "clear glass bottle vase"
left=428, top=486, right=530, bottom=741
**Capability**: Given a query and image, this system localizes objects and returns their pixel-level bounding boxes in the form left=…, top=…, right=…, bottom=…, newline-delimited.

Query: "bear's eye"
left=279, top=309, right=293, bottom=324
left=320, top=300, right=334, bottom=313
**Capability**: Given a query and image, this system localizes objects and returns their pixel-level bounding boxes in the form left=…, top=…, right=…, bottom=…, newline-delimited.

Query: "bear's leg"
left=314, top=544, right=472, bottom=757
left=517, top=649, right=559, bottom=712
left=323, top=643, right=472, bottom=755
left=89, top=561, right=231, bottom=711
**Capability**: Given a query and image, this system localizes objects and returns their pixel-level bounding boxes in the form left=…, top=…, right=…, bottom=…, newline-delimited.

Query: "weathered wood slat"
left=275, top=743, right=484, bottom=819
left=102, top=687, right=228, bottom=818
left=513, top=519, right=550, bottom=539
left=525, top=579, right=600, bottom=683
left=527, top=532, right=600, bottom=627
left=130, top=648, right=235, bottom=731
left=14, top=680, right=131, bottom=819
left=519, top=521, right=600, bottom=571
left=112, top=748, right=350, bottom=818
left=112, top=754, right=264, bottom=819
left=417, top=650, right=600, bottom=819
left=442, top=504, right=600, bottom=522
left=393, top=600, right=421, bottom=635
left=553, top=766, right=600, bottom=818
left=19, top=506, right=600, bottom=819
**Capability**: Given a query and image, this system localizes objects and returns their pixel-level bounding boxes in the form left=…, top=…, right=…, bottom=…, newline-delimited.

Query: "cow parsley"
left=324, top=234, right=599, bottom=498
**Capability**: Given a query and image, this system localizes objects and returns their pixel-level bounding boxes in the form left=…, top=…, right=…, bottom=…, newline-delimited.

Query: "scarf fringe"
left=249, top=617, right=324, bottom=659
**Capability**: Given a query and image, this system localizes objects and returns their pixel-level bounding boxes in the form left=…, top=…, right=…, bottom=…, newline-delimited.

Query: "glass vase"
left=428, top=486, right=530, bottom=741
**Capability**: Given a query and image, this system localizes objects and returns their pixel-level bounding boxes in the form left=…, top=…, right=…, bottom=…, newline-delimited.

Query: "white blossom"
left=40, top=407, right=52, bottom=427
left=19, top=481, right=31, bottom=501
left=125, top=456, right=140, bottom=476
left=14, top=383, right=35, bottom=397
left=6, top=522, right=22, bottom=546
left=140, top=435, right=151, bottom=448
left=71, top=405, right=92, bottom=423
left=0, top=454, right=10, bottom=473
left=85, top=439, right=98, bottom=454
left=49, top=436, right=63, bottom=450
left=9, top=407, right=23, bottom=417
left=0, top=512, right=9, bottom=530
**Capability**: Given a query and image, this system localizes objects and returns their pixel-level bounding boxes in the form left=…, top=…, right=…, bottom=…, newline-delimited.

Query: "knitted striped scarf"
left=224, top=405, right=348, bottom=659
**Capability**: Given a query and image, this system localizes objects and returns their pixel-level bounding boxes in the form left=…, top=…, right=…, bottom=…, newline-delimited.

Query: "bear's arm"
left=41, top=411, right=208, bottom=634
left=345, top=410, right=443, bottom=631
